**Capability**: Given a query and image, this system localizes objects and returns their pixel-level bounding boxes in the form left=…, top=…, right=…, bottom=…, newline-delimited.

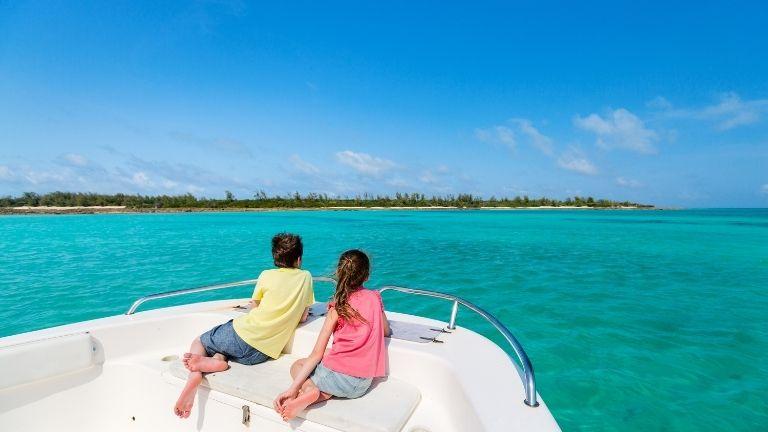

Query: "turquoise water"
left=1, top=209, right=766, bottom=430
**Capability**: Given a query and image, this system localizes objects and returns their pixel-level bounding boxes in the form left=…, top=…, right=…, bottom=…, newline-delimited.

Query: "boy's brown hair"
left=272, top=233, right=303, bottom=268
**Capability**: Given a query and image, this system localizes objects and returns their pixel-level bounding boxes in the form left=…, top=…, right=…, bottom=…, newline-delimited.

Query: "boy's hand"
left=273, top=388, right=299, bottom=413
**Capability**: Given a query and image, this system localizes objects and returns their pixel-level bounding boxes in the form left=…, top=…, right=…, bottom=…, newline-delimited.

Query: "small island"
left=0, top=191, right=654, bottom=214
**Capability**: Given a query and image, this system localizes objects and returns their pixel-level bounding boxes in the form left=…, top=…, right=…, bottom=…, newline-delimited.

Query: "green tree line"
left=0, top=191, right=652, bottom=209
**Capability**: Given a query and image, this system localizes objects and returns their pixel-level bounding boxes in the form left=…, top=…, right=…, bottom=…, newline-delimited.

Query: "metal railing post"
left=448, top=300, right=458, bottom=330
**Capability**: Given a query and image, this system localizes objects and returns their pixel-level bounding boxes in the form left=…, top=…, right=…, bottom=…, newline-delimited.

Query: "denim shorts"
left=310, top=363, right=373, bottom=399
left=199, top=320, right=269, bottom=366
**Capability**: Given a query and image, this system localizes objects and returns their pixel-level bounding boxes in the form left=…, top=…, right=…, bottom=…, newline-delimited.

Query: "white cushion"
left=168, top=357, right=420, bottom=432
left=0, top=333, right=102, bottom=390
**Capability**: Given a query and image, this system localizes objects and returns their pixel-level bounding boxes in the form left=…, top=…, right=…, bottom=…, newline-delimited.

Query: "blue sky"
left=1, top=1, right=767, bottom=207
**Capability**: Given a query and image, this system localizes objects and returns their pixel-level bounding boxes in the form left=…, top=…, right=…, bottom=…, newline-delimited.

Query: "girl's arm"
left=382, top=310, right=391, bottom=337
left=378, top=292, right=391, bottom=337
left=273, top=308, right=338, bottom=411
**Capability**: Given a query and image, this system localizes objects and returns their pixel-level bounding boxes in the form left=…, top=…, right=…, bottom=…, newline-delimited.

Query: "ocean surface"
left=1, top=209, right=766, bottom=430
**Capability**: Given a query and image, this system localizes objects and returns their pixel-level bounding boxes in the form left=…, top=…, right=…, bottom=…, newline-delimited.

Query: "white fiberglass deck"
left=0, top=299, right=560, bottom=431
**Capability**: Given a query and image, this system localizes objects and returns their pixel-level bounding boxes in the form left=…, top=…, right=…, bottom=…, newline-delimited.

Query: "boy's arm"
left=274, top=309, right=338, bottom=412
left=248, top=277, right=265, bottom=309
left=299, top=274, right=314, bottom=323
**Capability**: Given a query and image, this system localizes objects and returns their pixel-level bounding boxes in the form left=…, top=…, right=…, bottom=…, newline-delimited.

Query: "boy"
left=174, top=233, right=315, bottom=418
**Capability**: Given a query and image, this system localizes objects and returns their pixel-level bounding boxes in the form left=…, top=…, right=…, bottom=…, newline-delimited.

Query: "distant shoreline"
left=1, top=205, right=659, bottom=215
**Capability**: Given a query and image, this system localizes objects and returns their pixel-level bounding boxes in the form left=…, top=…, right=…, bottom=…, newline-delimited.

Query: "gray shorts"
left=310, top=363, right=373, bottom=399
left=199, top=320, right=269, bottom=366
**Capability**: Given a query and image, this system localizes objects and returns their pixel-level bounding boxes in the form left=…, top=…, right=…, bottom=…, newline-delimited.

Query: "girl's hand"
left=273, top=388, right=299, bottom=413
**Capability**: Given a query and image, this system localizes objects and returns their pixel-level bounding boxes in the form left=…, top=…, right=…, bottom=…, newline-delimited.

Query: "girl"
left=273, top=249, right=391, bottom=421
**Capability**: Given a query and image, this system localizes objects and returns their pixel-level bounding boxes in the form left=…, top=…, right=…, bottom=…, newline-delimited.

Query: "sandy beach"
left=0, top=205, right=651, bottom=215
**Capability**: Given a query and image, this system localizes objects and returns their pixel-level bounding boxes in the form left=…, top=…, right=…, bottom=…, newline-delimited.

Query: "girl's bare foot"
left=183, top=352, right=229, bottom=373
left=174, top=391, right=194, bottom=418
left=173, top=374, right=202, bottom=419
left=281, top=387, right=320, bottom=420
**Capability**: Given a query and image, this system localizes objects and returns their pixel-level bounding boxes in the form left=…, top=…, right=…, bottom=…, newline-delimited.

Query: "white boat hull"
left=0, top=299, right=560, bottom=431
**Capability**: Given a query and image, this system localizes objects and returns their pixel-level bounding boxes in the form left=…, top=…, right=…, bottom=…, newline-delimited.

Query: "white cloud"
left=493, top=126, right=516, bottom=147
left=0, top=165, right=12, bottom=180
left=187, top=185, right=205, bottom=194
left=474, top=126, right=516, bottom=149
left=419, top=169, right=448, bottom=186
left=418, top=171, right=438, bottom=185
left=335, top=150, right=395, bottom=176
left=122, top=155, right=245, bottom=194
left=418, top=165, right=449, bottom=184
left=417, top=177, right=449, bottom=193
left=510, top=118, right=554, bottom=155
left=616, top=177, right=642, bottom=188
left=289, top=154, right=320, bottom=175
left=479, top=118, right=605, bottom=177
left=130, top=171, right=153, bottom=188
left=1, top=153, right=253, bottom=197
left=761, top=184, right=768, bottom=195
left=557, top=148, right=598, bottom=175
left=704, top=93, right=763, bottom=130
left=657, top=92, right=768, bottom=131
left=62, top=153, right=88, bottom=167
left=574, top=108, right=658, bottom=154
left=23, top=170, right=66, bottom=185
left=476, top=119, right=555, bottom=155
left=414, top=164, right=471, bottom=193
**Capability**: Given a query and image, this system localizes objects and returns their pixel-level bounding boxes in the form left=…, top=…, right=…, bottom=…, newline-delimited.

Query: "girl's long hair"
left=333, top=249, right=370, bottom=325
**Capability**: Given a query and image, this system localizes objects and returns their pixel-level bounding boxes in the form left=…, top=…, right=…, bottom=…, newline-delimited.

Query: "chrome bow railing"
left=125, top=276, right=336, bottom=315
left=379, top=285, right=539, bottom=408
left=124, top=278, right=538, bottom=407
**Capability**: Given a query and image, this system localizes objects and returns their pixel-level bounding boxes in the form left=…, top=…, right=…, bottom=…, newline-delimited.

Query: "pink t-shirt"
left=322, top=288, right=388, bottom=378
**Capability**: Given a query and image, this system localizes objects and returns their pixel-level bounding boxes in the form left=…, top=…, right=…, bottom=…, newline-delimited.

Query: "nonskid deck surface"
left=165, top=356, right=420, bottom=432
left=0, top=300, right=561, bottom=431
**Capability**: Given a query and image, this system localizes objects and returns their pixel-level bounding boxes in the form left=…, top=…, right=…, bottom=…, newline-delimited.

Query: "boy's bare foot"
left=173, top=374, right=202, bottom=419
left=183, top=352, right=229, bottom=373
left=182, top=353, right=197, bottom=370
left=281, top=387, right=320, bottom=421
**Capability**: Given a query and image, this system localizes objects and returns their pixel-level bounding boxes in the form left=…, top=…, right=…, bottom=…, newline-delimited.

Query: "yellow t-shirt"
left=232, top=268, right=315, bottom=359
